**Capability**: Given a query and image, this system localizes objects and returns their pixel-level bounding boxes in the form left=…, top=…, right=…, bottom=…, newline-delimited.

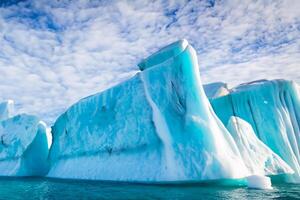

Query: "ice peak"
left=138, top=39, right=189, bottom=71
left=0, top=100, right=14, bottom=121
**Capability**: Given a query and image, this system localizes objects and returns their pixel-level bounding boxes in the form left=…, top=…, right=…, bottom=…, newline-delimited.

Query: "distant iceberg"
left=0, top=100, right=49, bottom=176
left=0, top=100, right=14, bottom=121
left=203, top=82, right=230, bottom=99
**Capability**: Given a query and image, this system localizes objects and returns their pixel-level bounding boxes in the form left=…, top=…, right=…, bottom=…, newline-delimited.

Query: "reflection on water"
left=0, top=177, right=299, bottom=200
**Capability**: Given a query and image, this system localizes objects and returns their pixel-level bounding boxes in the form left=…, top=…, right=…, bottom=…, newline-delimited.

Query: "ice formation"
left=0, top=100, right=49, bottom=176
left=0, top=100, right=14, bottom=121
left=0, top=37, right=297, bottom=186
left=246, top=175, right=273, bottom=190
left=203, top=82, right=230, bottom=99
left=227, top=116, right=293, bottom=176
left=5, top=39, right=287, bottom=184
left=210, top=80, right=300, bottom=182
left=47, top=40, right=299, bottom=183
left=48, top=40, right=251, bottom=181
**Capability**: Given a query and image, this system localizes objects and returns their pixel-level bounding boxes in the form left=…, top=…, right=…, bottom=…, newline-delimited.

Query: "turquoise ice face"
left=210, top=80, right=300, bottom=182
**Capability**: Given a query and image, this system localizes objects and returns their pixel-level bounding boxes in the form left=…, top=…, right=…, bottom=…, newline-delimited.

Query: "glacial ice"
left=0, top=100, right=49, bottom=176
left=246, top=175, right=273, bottom=190
left=203, top=82, right=230, bottom=99
left=0, top=100, right=14, bottom=121
left=45, top=39, right=299, bottom=184
left=227, top=116, right=293, bottom=176
left=138, top=39, right=188, bottom=71
left=210, top=80, right=300, bottom=182
left=48, top=39, right=250, bottom=181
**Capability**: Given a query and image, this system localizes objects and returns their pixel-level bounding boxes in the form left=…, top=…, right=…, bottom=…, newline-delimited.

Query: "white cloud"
left=0, top=0, right=299, bottom=124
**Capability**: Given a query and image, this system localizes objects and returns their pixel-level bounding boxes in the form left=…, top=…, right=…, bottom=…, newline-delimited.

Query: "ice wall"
left=210, top=80, right=300, bottom=182
left=48, top=40, right=249, bottom=182
left=0, top=101, right=49, bottom=176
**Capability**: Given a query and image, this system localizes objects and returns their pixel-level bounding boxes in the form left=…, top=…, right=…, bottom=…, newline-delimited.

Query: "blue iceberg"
left=0, top=100, right=49, bottom=176
left=48, top=40, right=251, bottom=181
left=209, top=79, right=300, bottom=182
left=47, top=40, right=297, bottom=183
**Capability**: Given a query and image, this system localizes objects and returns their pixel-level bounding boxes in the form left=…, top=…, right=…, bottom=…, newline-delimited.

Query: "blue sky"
left=0, top=0, right=299, bottom=124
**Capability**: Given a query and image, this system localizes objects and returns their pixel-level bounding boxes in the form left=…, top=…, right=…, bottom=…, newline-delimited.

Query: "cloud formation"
left=0, top=0, right=299, bottom=124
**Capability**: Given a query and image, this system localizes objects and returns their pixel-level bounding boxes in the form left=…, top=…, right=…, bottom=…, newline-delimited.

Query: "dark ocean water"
left=0, top=177, right=299, bottom=200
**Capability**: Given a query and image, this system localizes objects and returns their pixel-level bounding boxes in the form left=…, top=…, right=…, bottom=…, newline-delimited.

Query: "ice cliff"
left=47, top=40, right=294, bottom=182
left=0, top=100, right=49, bottom=176
left=209, top=80, right=300, bottom=182
left=48, top=40, right=250, bottom=181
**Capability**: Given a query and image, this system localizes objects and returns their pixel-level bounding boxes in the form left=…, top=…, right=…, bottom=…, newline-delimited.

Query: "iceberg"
left=0, top=100, right=14, bottom=121
left=0, top=100, right=49, bottom=176
left=47, top=40, right=297, bottom=183
left=210, top=80, right=300, bottom=182
left=48, top=40, right=250, bottom=182
left=246, top=175, right=273, bottom=190
left=203, top=82, right=230, bottom=99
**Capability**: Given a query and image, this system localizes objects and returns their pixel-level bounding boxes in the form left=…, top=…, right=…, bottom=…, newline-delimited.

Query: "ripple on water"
left=0, top=177, right=299, bottom=200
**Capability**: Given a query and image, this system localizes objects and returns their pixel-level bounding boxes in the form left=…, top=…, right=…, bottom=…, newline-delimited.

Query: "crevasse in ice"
left=48, top=40, right=251, bottom=181
left=0, top=100, right=49, bottom=176
left=210, top=79, right=300, bottom=182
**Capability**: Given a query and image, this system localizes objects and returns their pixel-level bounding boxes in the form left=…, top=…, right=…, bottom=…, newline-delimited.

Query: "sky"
left=0, top=0, right=299, bottom=125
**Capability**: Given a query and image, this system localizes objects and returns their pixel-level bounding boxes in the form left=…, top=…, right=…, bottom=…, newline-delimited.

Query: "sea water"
left=0, top=178, right=299, bottom=200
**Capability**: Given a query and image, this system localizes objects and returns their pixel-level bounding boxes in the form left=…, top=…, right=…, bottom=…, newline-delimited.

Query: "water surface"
left=0, top=177, right=299, bottom=199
